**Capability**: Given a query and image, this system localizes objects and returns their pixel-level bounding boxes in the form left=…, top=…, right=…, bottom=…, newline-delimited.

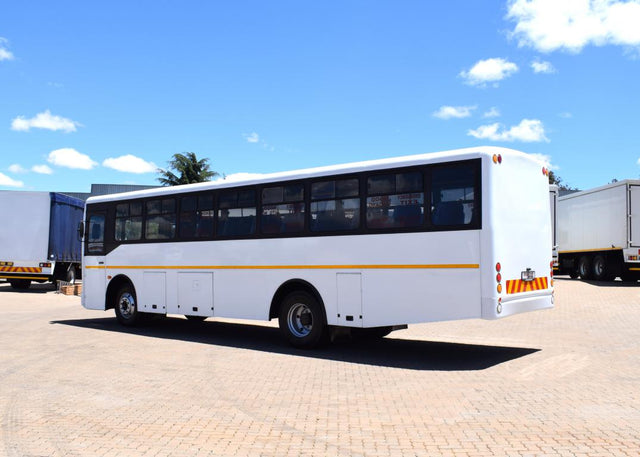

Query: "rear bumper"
left=482, top=291, right=553, bottom=319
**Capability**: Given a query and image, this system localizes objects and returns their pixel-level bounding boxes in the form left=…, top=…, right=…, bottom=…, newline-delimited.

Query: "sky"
left=1, top=0, right=639, bottom=193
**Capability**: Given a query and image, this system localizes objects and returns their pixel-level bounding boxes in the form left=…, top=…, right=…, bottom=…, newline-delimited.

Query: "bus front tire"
left=114, top=285, right=141, bottom=326
left=278, top=291, right=326, bottom=349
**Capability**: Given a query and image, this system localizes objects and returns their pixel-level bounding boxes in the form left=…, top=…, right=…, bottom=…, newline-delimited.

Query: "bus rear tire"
left=114, top=284, right=141, bottom=326
left=278, top=291, right=326, bottom=349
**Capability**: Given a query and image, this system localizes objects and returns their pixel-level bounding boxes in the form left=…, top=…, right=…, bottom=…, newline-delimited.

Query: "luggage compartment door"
left=630, top=185, right=640, bottom=247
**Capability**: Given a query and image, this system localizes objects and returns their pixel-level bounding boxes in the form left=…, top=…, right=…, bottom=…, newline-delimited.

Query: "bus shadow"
left=51, top=317, right=539, bottom=371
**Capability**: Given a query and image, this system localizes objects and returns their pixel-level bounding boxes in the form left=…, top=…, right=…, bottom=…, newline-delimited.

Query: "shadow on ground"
left=51, top=316, right=538, bottom=371
left=554, top=276, right=640, bottom=287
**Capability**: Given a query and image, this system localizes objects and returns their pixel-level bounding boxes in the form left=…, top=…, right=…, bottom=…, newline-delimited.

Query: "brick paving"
left=0, top=278, right=639, bottom=456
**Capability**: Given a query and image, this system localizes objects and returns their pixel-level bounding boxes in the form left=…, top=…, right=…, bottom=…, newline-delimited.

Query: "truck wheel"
left=278, top=291, right=327, bottom=349
left=114, top=284, right=141, bottom=326
left=592, top=255, right=612, bottom=281
left=9, top=279, right=31, bottom=290
left=578, top=256, right=592, bottom=280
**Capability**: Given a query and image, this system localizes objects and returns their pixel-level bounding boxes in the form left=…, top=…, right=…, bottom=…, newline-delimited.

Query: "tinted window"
left=145, top=198, right=176, bottom=240
left=218, top=189, right=256, bottom=236
left=180, top=194, right=214, bottom=239
left=86, top=214, right=105, bottom=254
left=366, top=171, right=424, bottom=229
left=310, top=178, right=360, bottom=232
left=431, top=164, right=478, bottom=227
left=115, top=202, right=142, bottom=241
left=261, top=184, right=305, bottom=234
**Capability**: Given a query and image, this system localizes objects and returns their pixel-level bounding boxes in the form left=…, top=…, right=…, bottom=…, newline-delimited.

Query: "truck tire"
left=9, top=279, right=31, bottom=290
left=278, top=291, right=327, bottom=349
left=592, top=255, right=612, bottom=281
left=578, top=256, right=592, bottom=280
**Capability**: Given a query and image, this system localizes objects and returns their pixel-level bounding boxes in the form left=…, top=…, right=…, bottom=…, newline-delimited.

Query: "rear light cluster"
left=39, top=262, right=52, bottom=268
left=0, top=261, right=14, bottom=267
left=542, top=167, right=550, bottom=176
left=496, top=262, right=502, bottom=293
left=550, top=260, right=554, bottom=287
left=492, top=154, right=502, bottom=164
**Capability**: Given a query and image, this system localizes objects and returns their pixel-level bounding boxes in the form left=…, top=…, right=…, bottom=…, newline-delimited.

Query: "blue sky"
left=1, top=0, right=639, bottom=192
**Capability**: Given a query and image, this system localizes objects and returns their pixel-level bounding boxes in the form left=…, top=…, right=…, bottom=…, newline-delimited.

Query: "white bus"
left=81, top=146, right=553, bottom=348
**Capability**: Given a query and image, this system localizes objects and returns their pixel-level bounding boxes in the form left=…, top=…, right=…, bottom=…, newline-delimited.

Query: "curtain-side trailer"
left=557, top=180, right=640, bottom=281
left=0, top=191, right=85, bottom=289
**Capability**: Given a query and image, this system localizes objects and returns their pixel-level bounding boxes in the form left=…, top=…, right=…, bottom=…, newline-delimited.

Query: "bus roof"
left=87, top=146, right=533, bottom=204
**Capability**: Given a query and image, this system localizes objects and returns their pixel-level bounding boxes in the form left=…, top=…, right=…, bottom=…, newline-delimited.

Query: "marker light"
left=496, top=262, right=501, bottom=272
left=497, top=284, right=503, bottom=293
left=493, top=154, right=498, bottom=164
left=497, top=154, right=502, bottom=164
left=496, top=273, right=502, bottom=282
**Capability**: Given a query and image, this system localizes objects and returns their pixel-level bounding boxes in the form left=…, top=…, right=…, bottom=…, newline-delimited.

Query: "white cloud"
left=529, top=153, right=555, bottom=169
left=47, top=148, right=98, bottom=170
left=0, top=37, right=14, bottom=61
left=244, top=132, right=260, bottom=143
left=0, top=172, right=23, bottom=188
left=558, top=111, right=573, bottom=118
left=11, top=110, right=81, bottom=133
left=483, top=107, right=501, bottom=118
left=467, top=119, right=549, bottom=142
left=432, top=105, right=476, bottom=119
left=507, top=0, right=640, bottom=53
left=8, top=164, right=26, bottom=173
left=31, top=164, right=53, bottom=175
left=459, top=58, right=519, bottom=87
left=531, top=59, right=556, bottom=73
left=102, top=154, right=158, bottom=174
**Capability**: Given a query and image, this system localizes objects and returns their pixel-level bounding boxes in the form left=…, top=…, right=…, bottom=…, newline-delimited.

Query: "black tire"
left=114, top=284, right=141, bottom=326
left=569, top=269, right=579, bottom=279
left=9, top=279, right=31, bottom=290
left=578, top=256, right=591, bottom=280
left=592, top=255, right=612, bottom=281
left=352, top=326, right=393, bottom=340
left=278, top=291, right=327, bottom=349
left=185, top=315, right=207, bottom=322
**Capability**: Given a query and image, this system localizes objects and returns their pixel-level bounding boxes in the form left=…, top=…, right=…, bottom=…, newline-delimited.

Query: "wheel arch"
left=105, top=274, right=135, bottom=310
left=269, top=279, right=326, bottom=324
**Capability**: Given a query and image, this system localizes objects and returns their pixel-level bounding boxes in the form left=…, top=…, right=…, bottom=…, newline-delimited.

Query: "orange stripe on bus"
left=86, top=263, right=480, bottom=270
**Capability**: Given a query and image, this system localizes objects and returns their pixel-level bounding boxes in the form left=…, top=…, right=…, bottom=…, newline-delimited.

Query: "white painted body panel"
left=0, top=191, right=51, bottom=266
left=82, top=147, right=553, bottom=327
left=558, top=181, right=640, bottom=252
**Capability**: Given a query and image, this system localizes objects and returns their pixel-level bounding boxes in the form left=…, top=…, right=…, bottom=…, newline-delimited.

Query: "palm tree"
left=157, top=152, right=219, bottom=186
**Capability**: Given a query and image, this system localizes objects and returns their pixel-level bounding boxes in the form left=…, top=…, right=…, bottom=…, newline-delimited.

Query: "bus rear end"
left=481, top=148, right=554, bottom=319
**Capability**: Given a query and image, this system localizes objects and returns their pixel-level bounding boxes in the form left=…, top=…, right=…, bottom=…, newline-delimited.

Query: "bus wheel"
left=278, top=291, right=326, bottom=349
left=592, top=255, right=612, bottom=281
left=578, top=256, right=591, bottom=280
left=9, top=279, right=31, bottom=290
left=114, top=285, right=141, bottom=326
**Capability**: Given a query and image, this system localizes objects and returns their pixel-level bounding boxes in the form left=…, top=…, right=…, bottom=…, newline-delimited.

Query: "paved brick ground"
left=0, top=278, right=639, bottom=456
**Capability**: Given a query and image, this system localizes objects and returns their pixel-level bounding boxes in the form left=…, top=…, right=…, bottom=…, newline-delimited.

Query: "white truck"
left=0, top=191, right=85, bottom=289
left=557, top=180, right=640, bottom=281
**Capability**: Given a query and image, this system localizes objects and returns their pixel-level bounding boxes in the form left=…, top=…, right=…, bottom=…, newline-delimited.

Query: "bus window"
left=179, top=194, right=214, bottom=239
left=217, top=189, right=256, bottom=237
left=115, top=202, right=142, bottom=241
left=310, top=178, right=360, bottom=232
left=146, top=198, right=176, bottom=240
left=431, top=164, right=478, bottom=227
left=261, top=184, right=305, bottom=234
left=366, top=171, right=424, bottom=229
left=86, top=214, right=105, bottom=254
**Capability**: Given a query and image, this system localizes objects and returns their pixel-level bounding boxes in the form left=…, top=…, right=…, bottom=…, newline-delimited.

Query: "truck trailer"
left=0, top=191, right=85, bottom=289
left=557, top=180, right=640, bottom=281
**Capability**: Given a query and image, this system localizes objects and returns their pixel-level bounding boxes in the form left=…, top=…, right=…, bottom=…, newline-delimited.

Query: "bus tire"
left=592, top=255, right=612, bottom=281
left=578, top=256, right=591, bottom=280
left=9, top=279, right=31, bottom=290
left=114, top=284, right=141, bottom=326
left=278, top=291, right=326, bottom=349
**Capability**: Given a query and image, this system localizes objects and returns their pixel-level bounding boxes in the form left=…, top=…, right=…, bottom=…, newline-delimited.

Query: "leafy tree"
left=548, top=170, right=579, bottom=192
left=157, top=152, right=219, bottom=186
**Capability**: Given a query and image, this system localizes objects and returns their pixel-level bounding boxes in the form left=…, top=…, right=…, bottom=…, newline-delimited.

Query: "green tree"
left=548, top=170, right=579, bottom=192
left=157, top=152, right=219, bottom=186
